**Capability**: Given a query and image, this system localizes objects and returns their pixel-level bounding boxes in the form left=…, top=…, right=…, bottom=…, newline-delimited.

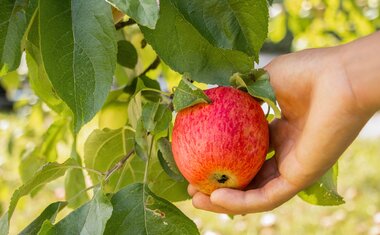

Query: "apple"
left=172, top=86, right=269, bottom=195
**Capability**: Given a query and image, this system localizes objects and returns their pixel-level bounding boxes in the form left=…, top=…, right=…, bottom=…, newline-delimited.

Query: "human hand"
left=188, top=45, right=375, bottom=214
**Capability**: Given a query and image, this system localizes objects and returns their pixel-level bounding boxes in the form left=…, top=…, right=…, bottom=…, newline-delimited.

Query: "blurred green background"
left=1, top=0, right=380, bottom=234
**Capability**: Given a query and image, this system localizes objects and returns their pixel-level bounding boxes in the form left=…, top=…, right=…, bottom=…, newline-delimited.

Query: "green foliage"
left=157, top=138, right=184, bottom=181
left=1, top=0, right=371, bottom=233
left=141, top=101, right=172, bottom=134
left=170, top=0, right=269, bottom=59
left=108, top=0, right=160, bottom=29
left=19, top=201, right=67, bottom=235
left=39, top=0, right=117, bottom=132
left=117, top=40, right=138, bottom=69
left=40, top=188, right=112, bottom=235
left=298, top=163, right=345, bottom=206
left=0, top=0, right=37, bottom=75
left=140, top=0, right=256, bottom=85
left=1, top=159, right=77, bottom=235
left=230, top=69, right=281, bottom=118
left=173, top=77, right=211, bottom=112
left=104, top=183, right=199, bottom=235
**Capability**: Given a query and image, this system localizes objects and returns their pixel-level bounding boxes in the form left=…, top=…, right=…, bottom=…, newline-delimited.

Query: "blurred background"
left=1, top=0, right=380, bottom=234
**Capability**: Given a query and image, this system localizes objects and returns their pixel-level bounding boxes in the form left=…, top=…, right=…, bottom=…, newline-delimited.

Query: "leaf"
left=106, top=0, right=160, bottom=29
left=230, top=69, right=281, bottom=118
left=134, top=119, right=149, bottom=161
left=124, top=75, right=162, bottom=102
left=0, top=0, right=37, bottom=75
left=142, top=101, right=172, bottom=134
left=104, top=183, right=199, bottom=235
left=65, top=140, right=89, bottom=209
left=170, top=0, right=269, bottom=59
left=41, top=188, right=113, bottom=235
left=65, top=167, right=89, bottom=209
left=84, top=128, right=189, bottom=201
left=25, top=9, right=68, bottom=114
left=4, top=159, right=76, bottom=234
left=19, top=201, right=67, bottom=235
left=117, top=40, right=138, bottom=69
left=140, top=0, right=254, bottom=86
left=157, top=138, right=184, bottom=181
left=127, top=90, right=143, bottom=129
left=173, top=77, right=211, bottom=112
left=298, top=163, right=345, bottom=206
left=36, top=221, right=54, bottom=235
left=39, top=0, right=117, bottom=132
left=84, top=128, right=135, bottom=189
left=99, top=100, right=129, bottom=130
left=0, top=212, right=8, bottom=235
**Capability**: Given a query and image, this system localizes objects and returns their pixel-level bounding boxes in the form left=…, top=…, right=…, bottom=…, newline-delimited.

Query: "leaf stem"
left=104, top=150, right=135, bottom=182
left=70, top=166, right=105, bottom=176
left=67, top=184, right=99, bottom=204
left=115, top=18, right=136, bottom=30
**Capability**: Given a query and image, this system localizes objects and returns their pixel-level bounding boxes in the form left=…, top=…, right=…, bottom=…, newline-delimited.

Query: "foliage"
left=0, top=0, right=378, bottom=234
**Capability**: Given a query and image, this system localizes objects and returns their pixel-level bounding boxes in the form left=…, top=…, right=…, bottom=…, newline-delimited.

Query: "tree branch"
left=139, top=56, right=161, bottom=77
left=104, top=150, right=134, bottom=182
left=115, top=18, right=136, bottom=30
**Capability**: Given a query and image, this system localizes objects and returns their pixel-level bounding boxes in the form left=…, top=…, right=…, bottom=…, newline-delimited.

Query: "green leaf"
left=0, top=212, right=9, bottom=235
left=107, top=0, right=160, bottom=29
left=25, top=10, right=68, bottom=114
left=140, top=0, right=254, bottom=86
left=157, top=138, right=184, bottom=181
left=298, top=163, right=345, bottom=206
left=173, top=77, right=211, bottom=112
left=84, top=128, right=135, bottom=190
left=125, top=75, right=162, bottom=102
left=36, top=221, right=54, bottom=235
left=41, top=188, right=113, bottom=235
left=4, top=159, right=76, bottom=234
left=84, top=128, right=189, bottom=202
left=127, top=90, right=143, bottom=129
left=39, top=0, right=117, bottom=132
left=171, top=0, right=269, bottom=59
left=0, top=0, right=37, bottom=75
left=230, top=69, right=281, bottom=118
left=104, top=183, right=199, bottom=235
left=19, top=201, right=67, bottom=235
left=117, top=40, right=138, bottom=69
left=65, top=139, right=89, bottom=209
left=134, top=119, right=150, bottom=161
left=142, top=101, right=172, bottom=134
left=64, top=166, right=89, bottom=209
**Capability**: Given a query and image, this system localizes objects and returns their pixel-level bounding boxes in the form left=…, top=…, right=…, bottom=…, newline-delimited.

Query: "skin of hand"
left=188, top=32, right=380, bottom=214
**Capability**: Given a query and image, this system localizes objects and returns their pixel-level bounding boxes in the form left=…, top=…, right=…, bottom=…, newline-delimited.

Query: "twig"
left=139, top=56, right=161, bottom=77
left=104, top=150, right=135, bottom=182
left=115, top=18, right=136, bottom=30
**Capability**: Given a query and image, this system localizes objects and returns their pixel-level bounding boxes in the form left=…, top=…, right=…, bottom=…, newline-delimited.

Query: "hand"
left=188, top=46, right=375, bottom=214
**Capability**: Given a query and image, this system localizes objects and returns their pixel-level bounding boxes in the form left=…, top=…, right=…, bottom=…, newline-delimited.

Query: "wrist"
left=338, top=34, right=380, bottom=116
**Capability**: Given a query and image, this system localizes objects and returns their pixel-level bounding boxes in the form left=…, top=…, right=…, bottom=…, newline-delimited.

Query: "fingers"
left=247, top=157, right=279, bottom=189
left=187, top=184, right=198, bottom=197
left=191, top=192, right=237, bottom=214
left=210, top=176, right=299, bottom=214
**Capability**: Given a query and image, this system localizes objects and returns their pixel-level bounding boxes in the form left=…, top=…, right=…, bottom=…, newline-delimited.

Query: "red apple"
left=172, top=86, right=269, bottom=195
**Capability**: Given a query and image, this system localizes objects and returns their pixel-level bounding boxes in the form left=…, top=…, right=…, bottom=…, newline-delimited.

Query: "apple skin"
left=172, top=86, right=269, bottom=195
